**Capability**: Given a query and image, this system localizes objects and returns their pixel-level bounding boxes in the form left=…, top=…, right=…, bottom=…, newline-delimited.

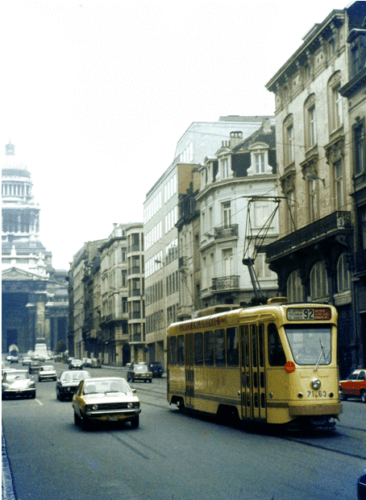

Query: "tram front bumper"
left=289, top=403, right=343, bottom=416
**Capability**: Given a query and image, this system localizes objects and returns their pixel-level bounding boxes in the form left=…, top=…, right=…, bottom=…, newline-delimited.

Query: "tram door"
left=240, top=324, right=266, bottom=421
left=185, top=333, right=194, bottom=407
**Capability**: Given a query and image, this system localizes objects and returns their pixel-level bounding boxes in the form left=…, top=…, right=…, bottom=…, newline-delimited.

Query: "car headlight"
left=92, top=404, right=98, bottom=410
left=312, top=379, right=321, bottom=390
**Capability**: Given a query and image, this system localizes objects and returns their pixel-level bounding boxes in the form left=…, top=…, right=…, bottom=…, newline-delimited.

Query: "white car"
left=38, top=365, right=57, bottom=382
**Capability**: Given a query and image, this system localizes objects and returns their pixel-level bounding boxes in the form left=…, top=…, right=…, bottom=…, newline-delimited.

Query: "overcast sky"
left=2, top=0, right=344, bottom=270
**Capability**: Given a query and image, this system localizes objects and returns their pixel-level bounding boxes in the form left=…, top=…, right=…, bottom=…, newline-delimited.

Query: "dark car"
left=56, top=370, right=91, bottom=401
left=359, top=473, right=366, bottom=500
left=29, top=360, right=42, bottom=374
left=148, top=361, right=163, bottom=378
left=69, top=358, right=83, bottom=370
left=127, top=364, right=153, bottom=383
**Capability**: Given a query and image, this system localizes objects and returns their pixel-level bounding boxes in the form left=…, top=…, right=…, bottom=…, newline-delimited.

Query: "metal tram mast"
left=242, top=196, right=287, bottom=305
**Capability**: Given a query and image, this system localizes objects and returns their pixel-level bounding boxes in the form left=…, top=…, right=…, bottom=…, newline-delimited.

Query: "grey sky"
left=2, top=0, right=343, bottom=269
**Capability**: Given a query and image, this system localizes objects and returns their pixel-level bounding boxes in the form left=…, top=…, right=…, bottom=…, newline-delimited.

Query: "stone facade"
left=265, top=2, right=366, bottom=377
left=2, top=142, right=68, bottom=353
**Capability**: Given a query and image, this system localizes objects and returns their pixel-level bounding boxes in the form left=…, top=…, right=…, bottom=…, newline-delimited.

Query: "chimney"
left=262, top=118, right=272, bottom=134
left=230, top=131, right=243, bottom=148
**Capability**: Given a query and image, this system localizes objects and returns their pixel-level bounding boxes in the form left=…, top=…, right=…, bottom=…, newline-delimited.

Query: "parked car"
left=148, top=361, right=163, bottom=378
left=72, top=377, right=140, bottom=430
left=6, top=355, right=19, bottom=364
left=91, top=358, right=102, bottom=368
left=22, top=357, right=32, bottom=366
left=69, top=358, right=83, bottom=370
left=38, top=365, right=57, bottom=382
left=359, top=473, right=366, bottom=500
left=339, top=369, right=366, bottom=403
left=82, top=358, right=92, bottom=367
left=29, top=360, right=42, bottom=374
left=127, top=364, right=153, bottom=383
left=56, top=370, right=91, bottom=401
left=2, top=370, right=36, bottom=399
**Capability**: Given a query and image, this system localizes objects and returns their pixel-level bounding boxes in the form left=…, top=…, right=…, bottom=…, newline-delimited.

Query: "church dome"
left=2, top=141, right=30, bottom=177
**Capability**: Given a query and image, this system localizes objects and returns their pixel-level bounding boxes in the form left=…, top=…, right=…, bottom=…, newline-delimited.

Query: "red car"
left=339, top=369, right=366, bottom=403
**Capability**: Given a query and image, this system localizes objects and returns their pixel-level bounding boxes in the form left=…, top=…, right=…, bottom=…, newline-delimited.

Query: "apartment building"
left=98, top=224, right=130, bottom=365
left=265, top=2, right=366, bottom=376
left=339, top=14, right=366, bottom=370
left=197, top=121, right=279, bottom=308
left=126, top=223, right=146, bottom=363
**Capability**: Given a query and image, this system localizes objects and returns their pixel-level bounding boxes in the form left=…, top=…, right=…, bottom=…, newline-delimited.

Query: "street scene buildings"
left=1, top=142, right=68, bottom=354
left=2, top=3, right=366, bottom=375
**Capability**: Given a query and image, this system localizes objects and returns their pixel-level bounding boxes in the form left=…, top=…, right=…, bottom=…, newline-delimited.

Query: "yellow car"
left=72, top=377, right=141, bottom=430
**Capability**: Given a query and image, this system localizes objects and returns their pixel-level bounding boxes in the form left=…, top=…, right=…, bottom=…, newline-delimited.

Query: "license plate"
left=108, top=416, right=118, bottom=421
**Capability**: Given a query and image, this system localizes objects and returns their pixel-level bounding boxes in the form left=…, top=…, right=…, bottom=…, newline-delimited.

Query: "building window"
left=287, top=125, right=294, bottom=164
left=286, top=190, right=296, bottom=232
left=308, top=106, right=317, bottom=147
left=222, top=202, right=231, bottom=226
left=222, top=158, right=229, bottom=179
left=286, top=270, right=303, bottom=302
left=310, top=261, right=329, bottom=300
left=308, top=179, right=318, bottom=222
left=354, top=121, right=365, bottom=176
left=255, top=254, right=274, bottom=279
left=333, top=84, right=343, bottom=130
left=328, top=37, right=336, bottom=57
left=222, top=249, right=233, bottom=276
left=337, top=253, right=350, bottom=293
left=334, top=160, right=343, bottom=210
left=255, top=153, right=265, bottom=174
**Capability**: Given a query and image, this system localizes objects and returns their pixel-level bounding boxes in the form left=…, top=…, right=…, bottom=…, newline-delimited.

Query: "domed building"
left=2, top=141, right=68, bottom=354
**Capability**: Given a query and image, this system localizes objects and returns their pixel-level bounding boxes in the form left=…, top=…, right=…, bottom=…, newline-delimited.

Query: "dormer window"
left=222, top=158, right=229, bottom=179
left=247, top=142, right=273, bottom=176
left=255, top=154, right=265, bottom=174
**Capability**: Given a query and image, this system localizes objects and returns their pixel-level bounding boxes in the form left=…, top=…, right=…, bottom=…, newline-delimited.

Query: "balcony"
left=214, top=224, right=238, bottom=240
left=179, top=256, right=188, bottom=269
left=212, top=275, right=240, bottom=291
left=266, top=211, right=352, bottom=261
left=130, top=289, right=141, bottom=297
left=130, top=335, right=144, bottom=343
left=100, top=312, right=128, bottom=325
left=128, top=266, right=141, bottom=275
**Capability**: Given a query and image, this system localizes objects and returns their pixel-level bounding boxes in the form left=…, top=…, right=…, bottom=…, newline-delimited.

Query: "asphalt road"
left=2, top=362, right=366, bottom=500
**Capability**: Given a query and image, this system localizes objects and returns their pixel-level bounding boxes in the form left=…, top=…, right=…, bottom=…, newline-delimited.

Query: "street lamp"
left=306, top=172, right=325, bottom=187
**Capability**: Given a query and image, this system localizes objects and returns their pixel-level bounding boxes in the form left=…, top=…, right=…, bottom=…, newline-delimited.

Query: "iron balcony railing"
left=212, top=275, right=240, bottom=291
left=214, top=224, right=239, bottom=239
left=266, top=211, right=352, bottom=261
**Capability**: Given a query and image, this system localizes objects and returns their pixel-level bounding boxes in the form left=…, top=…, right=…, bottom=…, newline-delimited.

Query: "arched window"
left=310, top=261, right=329, bottom=299
left=337, top=253, right=350, bottom=293
left=286, top=270, right=303, bottom=302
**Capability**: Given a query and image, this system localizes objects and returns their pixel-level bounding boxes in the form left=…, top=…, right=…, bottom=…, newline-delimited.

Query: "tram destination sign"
left=287, top=308, right=331, bottom=321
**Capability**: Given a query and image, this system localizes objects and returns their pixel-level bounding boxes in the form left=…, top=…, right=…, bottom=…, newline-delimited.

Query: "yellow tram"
left=167, top=298, right=342, bottom=429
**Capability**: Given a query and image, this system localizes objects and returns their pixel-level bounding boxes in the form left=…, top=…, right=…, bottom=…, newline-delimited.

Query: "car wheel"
left=340, top=392, right=348, bottom=401
left=149, top=379, right=152, bottom=383
left=81, top=415, right=91, bottom=431
left=361, top=391, right=366, bottom=404
left=130, top=416, right=139, bottom=428
left=74, top=411, right=81, bottom=426
left=31, top=391, right=36, bottom=399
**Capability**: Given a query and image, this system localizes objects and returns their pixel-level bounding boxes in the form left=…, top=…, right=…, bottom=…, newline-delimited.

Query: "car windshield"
left=61, top=371, right=90, bottom=382
left=134, top=365, right=148, bottom=373
left=83, top=379, right=130, bottom=395
left=285, top=325, right=332, bottom=366
left=5, top=372, right=28, bottom=381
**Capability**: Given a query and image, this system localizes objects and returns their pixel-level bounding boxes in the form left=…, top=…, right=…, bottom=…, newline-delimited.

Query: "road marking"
left=35, top=398, right=43, bottom=406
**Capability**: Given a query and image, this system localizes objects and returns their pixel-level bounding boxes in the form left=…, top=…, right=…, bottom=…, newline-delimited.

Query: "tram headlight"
left=312, top=379, right=321, bottom=390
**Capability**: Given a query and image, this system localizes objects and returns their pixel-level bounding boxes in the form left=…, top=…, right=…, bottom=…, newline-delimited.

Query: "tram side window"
left=215, top=329, right=225, bottom=366
left=169, top=336, right=177, bottom=366
left=268, top=323, right=286, bottom=366
left=227, top=327, right=239, bottom=366
left=177, top=335, right=185, bottom=365
left=204, top=330, right=214, bottom=366
left=194, top=332, right=203, bottom=366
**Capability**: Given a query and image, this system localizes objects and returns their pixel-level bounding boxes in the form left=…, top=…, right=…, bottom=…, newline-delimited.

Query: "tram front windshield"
left=285, top=325, right=331, bottom=366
